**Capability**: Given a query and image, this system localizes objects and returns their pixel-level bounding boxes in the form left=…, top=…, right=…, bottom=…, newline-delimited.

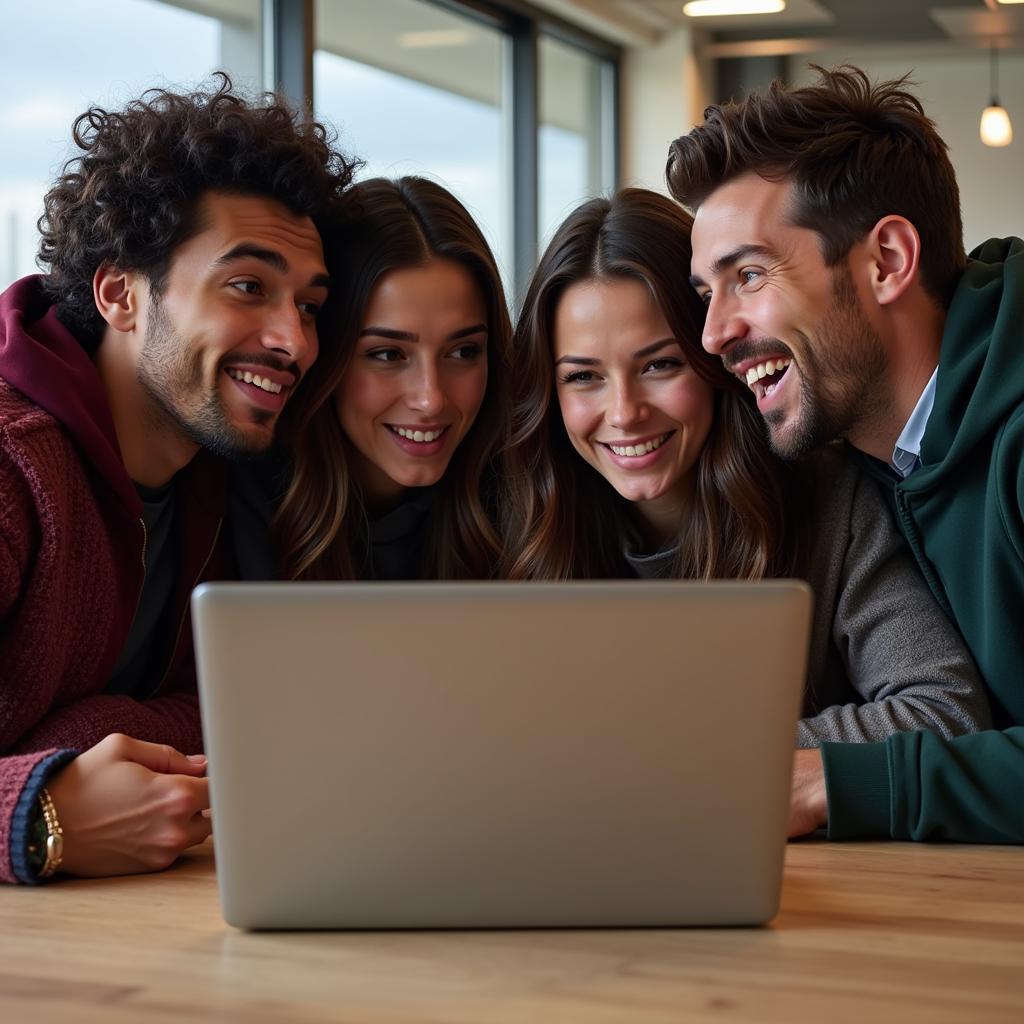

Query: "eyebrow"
left=214, top=244, right=331, bottom=290
left=358, top=323, right=488, bottom=342
left=554, top=337, right=678, bottom=367
left=689, top=244, right=776, bottom=288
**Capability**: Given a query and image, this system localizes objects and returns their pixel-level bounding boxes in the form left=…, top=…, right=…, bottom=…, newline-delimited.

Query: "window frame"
left=266, top=0, right=621, bottom=303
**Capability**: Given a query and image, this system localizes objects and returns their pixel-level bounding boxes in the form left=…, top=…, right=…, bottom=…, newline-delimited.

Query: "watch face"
left=38, top=790, right=64, bottom=878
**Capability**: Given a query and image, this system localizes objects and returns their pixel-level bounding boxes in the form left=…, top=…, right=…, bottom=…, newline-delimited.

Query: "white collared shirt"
left=891, top=369, right=938, bottom=478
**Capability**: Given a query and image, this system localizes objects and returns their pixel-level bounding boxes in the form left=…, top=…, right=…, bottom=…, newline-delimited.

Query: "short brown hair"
left=666, top=65, right=965, bottom=306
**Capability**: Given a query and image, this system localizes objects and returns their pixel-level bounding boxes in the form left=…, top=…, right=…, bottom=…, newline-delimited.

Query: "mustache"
left=721, top=339, right=795, bottom=374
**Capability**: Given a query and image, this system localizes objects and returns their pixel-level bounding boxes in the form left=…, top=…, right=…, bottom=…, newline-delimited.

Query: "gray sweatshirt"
left=625, top=450, right=991, bottom=746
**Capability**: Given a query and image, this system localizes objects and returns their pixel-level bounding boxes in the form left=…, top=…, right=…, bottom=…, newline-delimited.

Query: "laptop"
left=192, top=580, right=812, bottom=930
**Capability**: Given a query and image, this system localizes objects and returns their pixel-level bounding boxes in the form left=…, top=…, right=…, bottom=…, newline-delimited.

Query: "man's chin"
left=765, top=410, right=831, bottom=462
left=187, top=421, right=277, bottom=462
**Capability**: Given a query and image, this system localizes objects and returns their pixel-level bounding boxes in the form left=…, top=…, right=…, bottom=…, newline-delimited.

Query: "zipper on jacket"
left=126, top=516, right=148, bottom=624
left=151, top=516, right=223, bottom=695
left=894, top=490, right=954, bottom=618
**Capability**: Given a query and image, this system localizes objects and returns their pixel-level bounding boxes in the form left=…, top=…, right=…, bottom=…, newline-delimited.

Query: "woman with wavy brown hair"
left=234, top=175, right=510, bottom=581
left=503, top=188, right=792, bottom=582
left=501, top=187, right=989, bottom=747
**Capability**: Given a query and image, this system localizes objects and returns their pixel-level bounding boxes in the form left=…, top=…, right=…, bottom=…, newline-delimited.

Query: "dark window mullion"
left=510, top=17, right=538, bottom=307
left=603, top=56, right=620, bottom=190
left=266, top=0, right=313, bottom=109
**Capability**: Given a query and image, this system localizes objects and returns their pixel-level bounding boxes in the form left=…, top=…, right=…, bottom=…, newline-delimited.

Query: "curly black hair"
left=38, top=72, right=360, bottom=346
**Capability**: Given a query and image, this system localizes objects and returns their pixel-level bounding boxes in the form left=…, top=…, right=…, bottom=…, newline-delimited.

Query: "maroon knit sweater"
left=0, top=276, right=229, bottom=883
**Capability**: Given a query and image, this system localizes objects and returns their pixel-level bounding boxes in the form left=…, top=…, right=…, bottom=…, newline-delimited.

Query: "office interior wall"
left=620, top=25, right=711, bottom=194
left=617, top=32, right=1022, bottom=249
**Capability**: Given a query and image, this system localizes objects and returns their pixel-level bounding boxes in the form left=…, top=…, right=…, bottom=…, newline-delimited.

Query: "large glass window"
left=1, top=1, right=619, bottom=300
left=538, top=35, right=616, bottom=251
left=0, top=0, right=263, bottom=290
left=314, top=0, right=511, bottom=284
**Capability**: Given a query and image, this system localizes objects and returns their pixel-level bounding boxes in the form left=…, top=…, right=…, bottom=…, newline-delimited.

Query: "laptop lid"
left=193, top=581, right=811, bottom=929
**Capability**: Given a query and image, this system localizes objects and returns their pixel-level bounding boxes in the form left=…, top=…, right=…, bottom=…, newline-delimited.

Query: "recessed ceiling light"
left=683, top=0, right=786, bottom=16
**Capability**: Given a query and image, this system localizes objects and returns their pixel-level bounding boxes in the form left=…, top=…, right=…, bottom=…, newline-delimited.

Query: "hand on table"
left=46, top=733, right=211, bottom=877
left=788, top=747, right=828, bottom=838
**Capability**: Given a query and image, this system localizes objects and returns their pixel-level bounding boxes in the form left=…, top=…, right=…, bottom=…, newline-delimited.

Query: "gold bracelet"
left=37, top=788, right=64, bottom=879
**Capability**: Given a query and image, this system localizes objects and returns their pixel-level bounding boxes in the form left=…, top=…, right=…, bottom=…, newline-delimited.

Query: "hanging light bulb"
left=980, top=43, right=1013, bottom=147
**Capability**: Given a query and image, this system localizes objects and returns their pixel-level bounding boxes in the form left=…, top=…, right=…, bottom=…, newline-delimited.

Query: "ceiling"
left=541, top=1, right=1024, bottom=53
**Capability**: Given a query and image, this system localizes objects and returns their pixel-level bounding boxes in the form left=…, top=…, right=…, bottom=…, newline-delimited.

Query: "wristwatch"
left=26, top=788, right=64, bottom=880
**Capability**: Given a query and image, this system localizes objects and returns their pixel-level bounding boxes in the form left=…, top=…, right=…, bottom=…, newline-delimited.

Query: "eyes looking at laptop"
left=554, top=277, right=714, bottom=545
left=335, top=258, right=488, bottom=511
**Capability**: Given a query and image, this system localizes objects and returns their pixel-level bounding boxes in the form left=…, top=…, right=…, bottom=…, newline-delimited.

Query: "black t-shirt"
left=229, top=457, right=434, bottom=581
left=105, top=479, right=178, bottom=697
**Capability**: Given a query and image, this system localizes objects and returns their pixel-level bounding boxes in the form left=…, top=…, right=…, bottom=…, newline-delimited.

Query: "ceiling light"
left=980, top=44, right=1013, bottom=147
left=981, top=105, right=1013, bottom=146
left=683, top=0, right=786, bottom=16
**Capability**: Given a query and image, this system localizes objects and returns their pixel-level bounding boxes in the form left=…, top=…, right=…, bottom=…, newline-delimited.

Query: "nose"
left=607, top=377, right=648, bottom=431
left=406, top=362, right=445, bottom=417
left=702, top=293, right=747, bottom=358
left=261, top=302, right=316, bottom=369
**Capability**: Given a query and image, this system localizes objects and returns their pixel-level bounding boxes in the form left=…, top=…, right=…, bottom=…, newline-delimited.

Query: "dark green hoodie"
left=823, top=237, right=1024, bottom=842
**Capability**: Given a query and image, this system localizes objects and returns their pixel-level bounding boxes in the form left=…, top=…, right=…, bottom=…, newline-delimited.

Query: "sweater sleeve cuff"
left=10, top=750, right=78, bottom=884
left=821, top=740, right=892, bottom=840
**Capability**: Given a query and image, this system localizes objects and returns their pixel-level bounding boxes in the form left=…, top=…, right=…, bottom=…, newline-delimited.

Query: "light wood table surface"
left=2, top=839, right=1022, bottom=1023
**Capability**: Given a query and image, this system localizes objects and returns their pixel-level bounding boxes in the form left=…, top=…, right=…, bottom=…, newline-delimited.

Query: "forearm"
left=798, top=687, right=991, bottom=746
left=12, top=691, right=202, bottom=759
left=823, top=726, right=1024, bottom=842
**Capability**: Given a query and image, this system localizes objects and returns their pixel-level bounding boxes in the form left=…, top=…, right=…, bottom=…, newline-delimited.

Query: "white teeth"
left=227, top=368, right=283, bottom=394
left=608, top=433, right=670, bottom=458
left=746, top=359, right=791, bottom=387
left=395, top=426, right=443, bottom=443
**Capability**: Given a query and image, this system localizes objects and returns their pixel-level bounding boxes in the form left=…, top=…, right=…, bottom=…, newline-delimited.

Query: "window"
left=314, top=0, right=512, bottom=283
left=539, top=34, right=616, bottom=250
left=2, top=1, right=619, bottom=300
left=0, top=0, right=263, bottom=289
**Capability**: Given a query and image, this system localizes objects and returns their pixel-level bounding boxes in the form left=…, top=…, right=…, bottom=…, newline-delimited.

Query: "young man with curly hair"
left=668, top=66, right=1023, bottom=844
left=0, top=75, right=357, bottom=883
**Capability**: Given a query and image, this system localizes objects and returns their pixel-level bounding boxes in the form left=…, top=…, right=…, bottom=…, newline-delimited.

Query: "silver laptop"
left=192, top=581, right=811, bottom=930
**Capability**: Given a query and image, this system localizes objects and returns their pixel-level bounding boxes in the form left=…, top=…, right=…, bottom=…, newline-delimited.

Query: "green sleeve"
left=822, top=727, right=1024, bottom=842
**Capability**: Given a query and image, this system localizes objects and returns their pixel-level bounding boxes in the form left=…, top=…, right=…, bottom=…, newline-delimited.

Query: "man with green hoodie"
left=667, top=65, right=1024, bottom=842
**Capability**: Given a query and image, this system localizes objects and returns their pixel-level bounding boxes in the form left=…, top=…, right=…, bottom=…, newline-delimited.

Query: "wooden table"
left=2, top=840, right=1022, bottom=1023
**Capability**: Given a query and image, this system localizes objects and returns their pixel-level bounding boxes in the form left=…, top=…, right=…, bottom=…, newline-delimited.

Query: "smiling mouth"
left=225, top=367, right=286, bottom=395
left=599, top=432, right=674, bottom=458
left=744, top=358, right=792, bottom=400
left=387, top=425, right=449, bottom=444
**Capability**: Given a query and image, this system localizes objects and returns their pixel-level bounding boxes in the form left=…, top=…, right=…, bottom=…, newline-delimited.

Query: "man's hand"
left=46, top=733, right=211, bottom=877
left=789, top=747, right=828, bottom=838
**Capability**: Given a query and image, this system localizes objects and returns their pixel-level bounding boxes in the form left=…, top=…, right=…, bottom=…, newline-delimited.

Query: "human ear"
left=866, top=216, right=921, bottom=306
left=92, top=264, right=141, bottom=332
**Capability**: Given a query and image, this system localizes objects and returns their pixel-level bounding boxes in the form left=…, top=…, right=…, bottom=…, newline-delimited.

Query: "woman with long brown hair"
left=234, top=176, right=510, bottom=580
left=502, top=187, right=989, bottom=746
